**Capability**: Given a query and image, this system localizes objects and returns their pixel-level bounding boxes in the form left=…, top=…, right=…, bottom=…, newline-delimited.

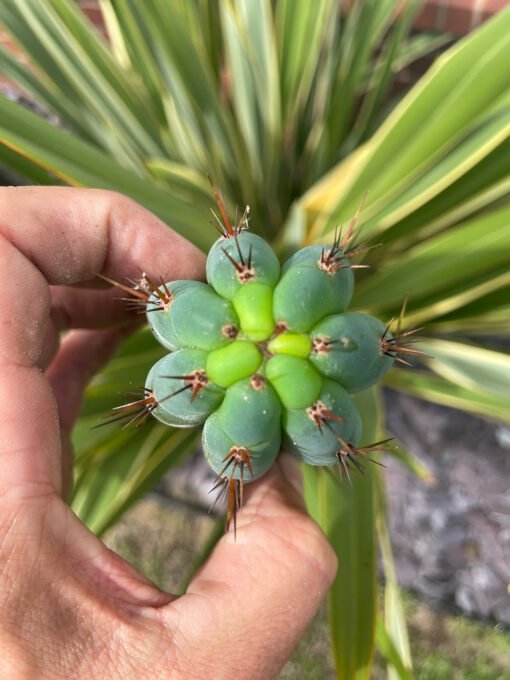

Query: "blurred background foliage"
left=0, top=1, right=509, bottom=677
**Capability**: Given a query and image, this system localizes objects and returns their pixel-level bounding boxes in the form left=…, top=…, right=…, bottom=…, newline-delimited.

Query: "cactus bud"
left=265, top=355, right=322, bottom=409
left=206, top=341, right=262, bottom=388
left=232, top=282, right=275, bottom=341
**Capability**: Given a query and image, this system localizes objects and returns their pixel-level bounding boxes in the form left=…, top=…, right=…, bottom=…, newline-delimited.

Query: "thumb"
left=162, top=454, right=337, bottom=680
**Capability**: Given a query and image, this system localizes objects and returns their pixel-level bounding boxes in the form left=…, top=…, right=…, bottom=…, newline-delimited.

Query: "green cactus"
left=283, top=380, right=362, bottom=466
left=147, top=280, right=239, bottom=352
left=102, top=189, right=423, bottom=531
left=273, top=245, right=355, bottom=332
left=309, top=312, right=395, bottom=392
left=146, top=349, right=224, bottom=427
left=206, top=228, right=280, bottom=300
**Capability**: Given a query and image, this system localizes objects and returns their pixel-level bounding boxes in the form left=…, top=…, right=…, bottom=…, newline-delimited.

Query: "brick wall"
left=3, top=1, right=507, bottom=46
left=76, top=0, right=508, bottom=37
left=1, top=0, right=507, bottom=87
left=77, top=0, right=103, bottom=32
left=414, top=0, right=509, bottom=35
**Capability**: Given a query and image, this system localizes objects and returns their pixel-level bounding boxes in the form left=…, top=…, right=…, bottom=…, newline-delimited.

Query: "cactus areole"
left=102, top=189, right=424, bottom=532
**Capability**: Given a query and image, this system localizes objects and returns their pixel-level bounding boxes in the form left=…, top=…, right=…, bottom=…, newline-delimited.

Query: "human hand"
left=0, top=187, right=336, bottom=679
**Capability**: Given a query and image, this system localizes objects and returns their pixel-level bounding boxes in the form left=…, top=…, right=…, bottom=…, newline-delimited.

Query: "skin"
left=0, top=187, right=337, bottom=679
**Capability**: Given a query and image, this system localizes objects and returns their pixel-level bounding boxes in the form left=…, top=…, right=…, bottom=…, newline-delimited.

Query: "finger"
left=37, top=286, right=143, bottom=370
left=50, top=285, right=143, bottom=331
left=0, top=186, right=205, bottom=368
left=163, top=455, right=337, bottom=680
left=0, top=186, right=205, bottom=495
left=1, top=186, right=205, bottom=289
left=46, top=327, right=133, bottom=497
left=47, top=327, right=132, bottom=432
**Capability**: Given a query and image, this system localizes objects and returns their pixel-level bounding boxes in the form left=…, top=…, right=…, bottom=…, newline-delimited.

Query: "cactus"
left=101, top=187, right=425, bottom=532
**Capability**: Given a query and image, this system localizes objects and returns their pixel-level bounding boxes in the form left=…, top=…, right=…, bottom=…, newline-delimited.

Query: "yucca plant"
left=1, top=1, right=509, bottom=678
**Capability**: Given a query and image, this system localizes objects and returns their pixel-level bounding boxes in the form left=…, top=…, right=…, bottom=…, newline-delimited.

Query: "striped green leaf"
left=0, top=96, right=212, bottom=249
left=304, top=387, right=381, bottom=679
left=419, top=338, right=510, bottom=401
left=385, top=371, right=510, bottom=424
left=308, top=7, right=510, bottom=234
left=376, top=470, right=413, bottom=680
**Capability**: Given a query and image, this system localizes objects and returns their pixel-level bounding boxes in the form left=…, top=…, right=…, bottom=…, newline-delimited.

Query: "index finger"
left=0, top=186, right=205, bottom=366
left=0, top=186, right=205, bottom=495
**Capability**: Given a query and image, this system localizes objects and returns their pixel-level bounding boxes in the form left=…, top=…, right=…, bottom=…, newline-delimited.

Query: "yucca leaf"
left=374, top=143, right=510, bottom=257
left=0, top=43, right=96, bottom=143
left=402, top=270, right=510, bottom=330
left=419, top=339, right=510, bottom=401
left=427, top=285, right=510, bottom=328
left=385, top=371, right=510, bottom=424
left=98, top=0, right=168, bottom=124
left=376, top=468, right=413, bottom=680
left=360, top=108, right=510, bottom=239
left=0, top=139, right=60, bottom=185
left=72, top=422, right=197, bottom=536
left=139, top=0, right=240, bottom=180
left=145, top=158, right=213, bottom=205
left=326, top=0, right=401, bottom=154
left=0, top=96, right=213, bottom=249
left=385, top=439, right=435, bottom=484
left=304, top=387, right=381, bottom=679
left=304, top=7, right=510, bottom=237
left=376, top=623, right=414, bottom=680
left=275, top=0, right=336, bottom=123
left=357, top=30, right=452, bottom=112
left=1, top=0, right=163, bottom=160
left=353, top=203, right=510, bottom=313
left=220, top=0, right=280, bottom=191
left=347, top=1, right=421, bottom=149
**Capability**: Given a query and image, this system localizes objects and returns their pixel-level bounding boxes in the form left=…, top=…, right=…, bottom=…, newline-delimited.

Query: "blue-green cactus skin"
left=309, top=312, right=394, bottom=392
left=146, top=349, right=224, bottom=427
left=281, top=244, right=350, bottom=275
left=283, top=380, right=362, bottom=466
left=218, top=377, right=281, bottom=445
left=202, top=411, right=280, bottom=481
left=206, top=231, right=280, bottom=300
left=147, top=281, right=239, bottom=352
left=146, top=280, right=202, bottom=351
left=273, top=246, right=354, bottom=332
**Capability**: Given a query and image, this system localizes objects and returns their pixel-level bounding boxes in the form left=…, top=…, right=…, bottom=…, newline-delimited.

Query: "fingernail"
left=279, top=452, right=304, bottom=498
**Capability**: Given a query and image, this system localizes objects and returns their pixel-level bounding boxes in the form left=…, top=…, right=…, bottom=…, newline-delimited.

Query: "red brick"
left=414, top=0, right=507, bottom=35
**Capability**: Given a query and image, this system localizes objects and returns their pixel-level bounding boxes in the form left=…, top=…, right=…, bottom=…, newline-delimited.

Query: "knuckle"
left=245, top=508, right=338, bottom=589
left=288, top=514, right=338, bottom=585
left=103, top=189, right=138, bottom=215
